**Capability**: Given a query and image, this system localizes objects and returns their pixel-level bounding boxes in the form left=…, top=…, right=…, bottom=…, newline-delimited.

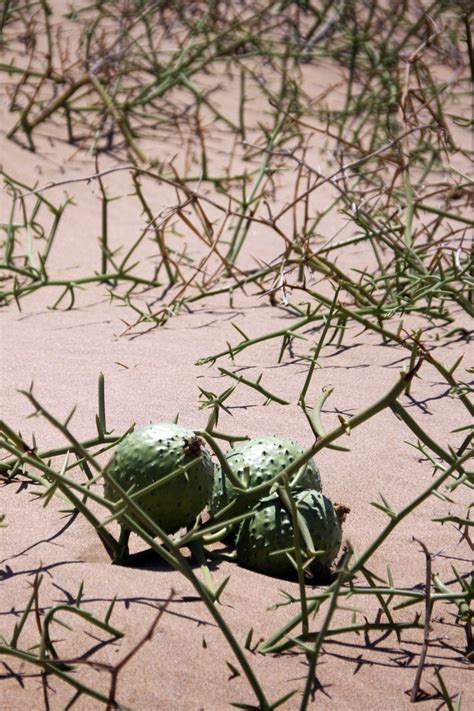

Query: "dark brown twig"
left=106, top=589, right=176, bottom=710
left=410, top=539, right=433, bottom=703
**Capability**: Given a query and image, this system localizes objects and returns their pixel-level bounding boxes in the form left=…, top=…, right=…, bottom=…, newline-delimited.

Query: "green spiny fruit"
left=104, top=422, right=213, bottom=535
left=235, top=489, right=342, bottom=580
left=209, top=436, right=322, bottom=521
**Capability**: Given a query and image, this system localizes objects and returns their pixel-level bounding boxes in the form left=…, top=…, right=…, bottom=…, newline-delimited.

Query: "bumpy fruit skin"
left=209, top=436, right=322, bottom=519
left=104, top=423, right=213, bottom=535
left=236, top=489, right=341, bottom=580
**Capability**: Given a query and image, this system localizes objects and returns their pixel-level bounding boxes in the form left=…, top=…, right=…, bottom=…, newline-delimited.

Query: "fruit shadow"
left=116, top=544, right=341, bottom=590
left=115, top=542, right=228, bottom=574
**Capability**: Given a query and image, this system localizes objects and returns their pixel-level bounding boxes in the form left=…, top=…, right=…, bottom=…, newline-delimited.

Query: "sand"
left=1, top=4, right=472, bottom=709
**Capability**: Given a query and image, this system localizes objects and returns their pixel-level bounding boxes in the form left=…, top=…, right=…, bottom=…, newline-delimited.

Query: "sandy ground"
left=1, top=11, right=473, bottom=709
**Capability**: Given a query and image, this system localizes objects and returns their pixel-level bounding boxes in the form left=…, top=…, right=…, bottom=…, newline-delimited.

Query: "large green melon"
left=104, top=422, right=213, bottom=535
left=235, top=489, right=342, bottom=580
left=209, top=436, right=322, bottom=521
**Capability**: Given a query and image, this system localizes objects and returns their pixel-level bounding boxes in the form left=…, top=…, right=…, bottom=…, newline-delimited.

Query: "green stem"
left=0, top=647, right=131, bottom=709
left=226, top=111, right=286, bottom=263
left=299, top=550, right=351, bottom=710
left=39, top=605, right=123, bottom=662
left=218, top=367, right=290, bottom=405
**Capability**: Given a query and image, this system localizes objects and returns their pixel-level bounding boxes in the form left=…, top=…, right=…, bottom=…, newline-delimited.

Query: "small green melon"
left=209, top=436, right=322, bottom=520
left=235, top=489, right=342, bottom=580
left=104, top=422, right=213, bottom=535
